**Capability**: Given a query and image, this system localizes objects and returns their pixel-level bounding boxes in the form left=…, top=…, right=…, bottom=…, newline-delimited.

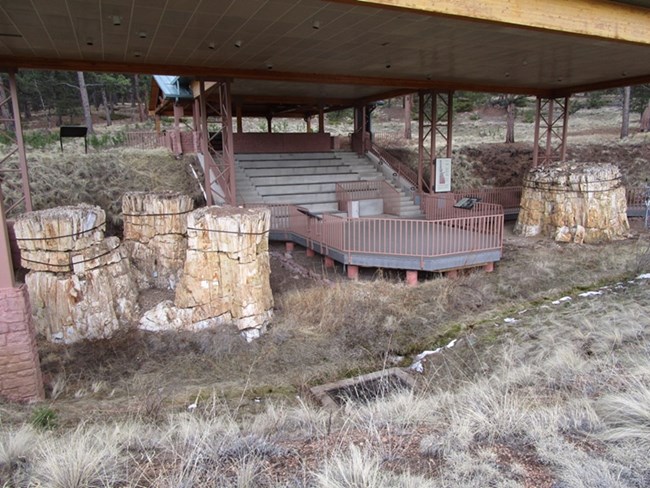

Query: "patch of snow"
left=578, top=291, right=603, bottom=297
left=410, top=338, right=458, bottom=373
left=504, top=317, right=518, bottom=324
left=636, top=273, right=650, bottom=280
left=446, top=338, right=458, bottom=349
left=552, top=296, right=572, bottom=305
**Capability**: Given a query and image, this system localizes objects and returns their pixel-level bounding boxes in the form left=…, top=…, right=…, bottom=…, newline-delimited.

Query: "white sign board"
left=435, top=158, right=452, bottom=193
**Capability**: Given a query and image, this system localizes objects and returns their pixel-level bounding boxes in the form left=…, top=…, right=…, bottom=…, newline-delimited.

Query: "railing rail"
left=248, top=201, right=504, bottom=264
left=420, top=194, right=504, bottom=221
left=454, top=186, right=522, bottom=212
left=124, top=131, right=169, bottom=150
left=368, top=143, right=422, bottom=192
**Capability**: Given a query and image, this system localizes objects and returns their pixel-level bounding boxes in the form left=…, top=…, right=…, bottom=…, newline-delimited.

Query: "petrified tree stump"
left=122, top=191, right=194, bottom=290
left=514, top=163, right=629, bottom=243
left=13, top=206, right=139, bottom=343
left=140, top=206, right=273, bottom=340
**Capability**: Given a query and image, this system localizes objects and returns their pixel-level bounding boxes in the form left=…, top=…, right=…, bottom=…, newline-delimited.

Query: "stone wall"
left=514, top=163, right=629, bottom=243
left=0, top=285, right=44, bottom=402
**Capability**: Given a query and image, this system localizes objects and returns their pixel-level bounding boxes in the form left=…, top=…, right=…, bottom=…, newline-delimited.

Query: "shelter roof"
left=2, top=0, right=650, bottom=109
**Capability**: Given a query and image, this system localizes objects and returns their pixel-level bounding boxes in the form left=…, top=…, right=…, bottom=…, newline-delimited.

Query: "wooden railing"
left=335, top=180, right=402, bottom=215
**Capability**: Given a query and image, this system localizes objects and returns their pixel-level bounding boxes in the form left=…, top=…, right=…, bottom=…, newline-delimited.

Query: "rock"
left=515, top=163, right=629, bottom=243
left=554, top=226, right=572, bottom=243
left=13, top=205, right=105, bottom=272
left=139, top=205, right=274, bottom=339
left=122, top=192, right=194, bottom=290
left=26, top=240, right=139, bottom=343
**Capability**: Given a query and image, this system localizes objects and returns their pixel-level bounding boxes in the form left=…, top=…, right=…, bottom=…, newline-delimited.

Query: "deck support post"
left=484, top=262, right=494, bottom=273
left=306, top=248, right=316, bottom=257
left=533, top=96, right=570, bottom=167
left=446, top=269, right=459, bottom=279
left=417, top=91, right=453, bottom=194
left=405, top=270, right=418, bottom=286
left=324, top=256, right=335, bottom=268
left=1, top=70, right=32, bottom=214
left=347, top=265, right=359, bottom=280
left=266, top=115, right=273, bottom=133
left=285, top=242, right=294, bottom=253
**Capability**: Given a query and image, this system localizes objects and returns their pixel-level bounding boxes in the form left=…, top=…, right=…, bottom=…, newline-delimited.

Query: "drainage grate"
left=310, top=368, right=416, bottom=409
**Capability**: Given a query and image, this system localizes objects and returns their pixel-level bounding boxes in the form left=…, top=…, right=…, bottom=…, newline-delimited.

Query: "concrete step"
left=248, top=173, right=359, bottom=186
left=237, top=159, right=346, bottom=169
left=257, top=182, right=338, bottom=196
left=237, top=152, right=340, bottom=161
left=243, top=166, right=354, bottom=177
left=262, top=192, right=337, bottom=204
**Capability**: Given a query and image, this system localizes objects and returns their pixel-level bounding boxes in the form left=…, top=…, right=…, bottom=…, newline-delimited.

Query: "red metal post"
left=347, top=264, right=359, bottom=280
left=199, top=81, right=213, bottom=206
left=0, top=187, right=15, bottom=288
left=560, top=97, right=569, bottom=162
left=219, top=80, right=237, bottom=206
left=405, top=270, right=418, bottom=286
left=533, top=97, right=541, bottom=167
left=318, top=105, right=325, bottom=134
left=417, top=91, right=425, bottom=193
left=325, top=256, right=335, bottom=268
left=236, top=101, right=243, bottom=133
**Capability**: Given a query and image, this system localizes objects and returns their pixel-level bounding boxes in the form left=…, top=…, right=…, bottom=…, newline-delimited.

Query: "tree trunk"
left=404, top=94, right=412, bottom=140
left=101, top=87, right=112, bottom=127
left=621, top=86, right=631, bottom=139
left=505, top=100, right=516, bottom=143
left=77, top=71, right=94, bottom=134
left=641, top=101, right=650, bottom=132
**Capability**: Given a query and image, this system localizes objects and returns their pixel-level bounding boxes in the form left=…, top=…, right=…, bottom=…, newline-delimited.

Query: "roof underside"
left=2, top=0, right=650, bottom=114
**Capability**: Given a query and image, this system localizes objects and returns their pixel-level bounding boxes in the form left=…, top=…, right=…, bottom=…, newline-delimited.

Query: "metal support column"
left=318, top=105, right=325, bottom=134
left=417, top=91, right=453, bottom=193
left=0, top=70, right=32, bottom=216
left=0, top=186, right=15, bottom=288
left=533, top=96, right=570, bottom=167
left=198, top=81, right=213, bottom=206
left=218, top=80, right=236, bottom=206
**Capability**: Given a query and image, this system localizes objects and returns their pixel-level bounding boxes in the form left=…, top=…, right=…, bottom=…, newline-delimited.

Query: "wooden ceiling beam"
left=340, top=0, right=650, bottom=46
left=0, top=55, right=553, bottom=97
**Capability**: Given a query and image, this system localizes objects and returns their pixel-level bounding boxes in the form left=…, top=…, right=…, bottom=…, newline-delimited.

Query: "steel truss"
left=418, top=91, right=453, bottom=193
left=533, top=96, right=569, bottom=167
left=0, top=70, right=32, bottom=217
left=198, top=80, right=236, bottom=206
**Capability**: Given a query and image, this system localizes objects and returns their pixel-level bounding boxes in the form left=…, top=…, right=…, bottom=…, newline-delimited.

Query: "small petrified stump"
left=514, top=163, right=629, bottom=243
left=140, top=206, right=273, bottom=340
left=13, top=206, right=139, bottom=343
left=13, top=204, right=105, bottom=273
left=122, top=191, right=194, bottom=290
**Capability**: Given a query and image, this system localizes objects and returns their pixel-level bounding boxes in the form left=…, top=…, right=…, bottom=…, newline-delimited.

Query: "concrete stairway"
left=235, top=151, right=424, bottom=218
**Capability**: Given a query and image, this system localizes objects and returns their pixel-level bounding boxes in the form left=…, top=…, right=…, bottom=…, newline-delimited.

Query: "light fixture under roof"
left=312, top=20, right=320, bottom=30
left=112, top=15, right=122, bottom=26
left=86, top=37, right=94, bottom=46
left=133, top=50, right=142, bottom=58
left=208, top=42, right=215, bottom=50
left=234, top=40, right=242, bottom=48
left=138, top=31, right=147, bottom=39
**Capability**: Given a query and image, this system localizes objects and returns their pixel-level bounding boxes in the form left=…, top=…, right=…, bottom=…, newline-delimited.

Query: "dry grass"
left=1, top=146, right=202, bottom=229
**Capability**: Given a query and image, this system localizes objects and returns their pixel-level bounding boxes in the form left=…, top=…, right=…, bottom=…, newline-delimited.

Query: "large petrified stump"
left=139, top=206, right=273, bottom=340
left=13, top=205, right=139, bottom=343
left=122, top=191, right=194, bottom=290
left=514, top=163, right=629, bottom=243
